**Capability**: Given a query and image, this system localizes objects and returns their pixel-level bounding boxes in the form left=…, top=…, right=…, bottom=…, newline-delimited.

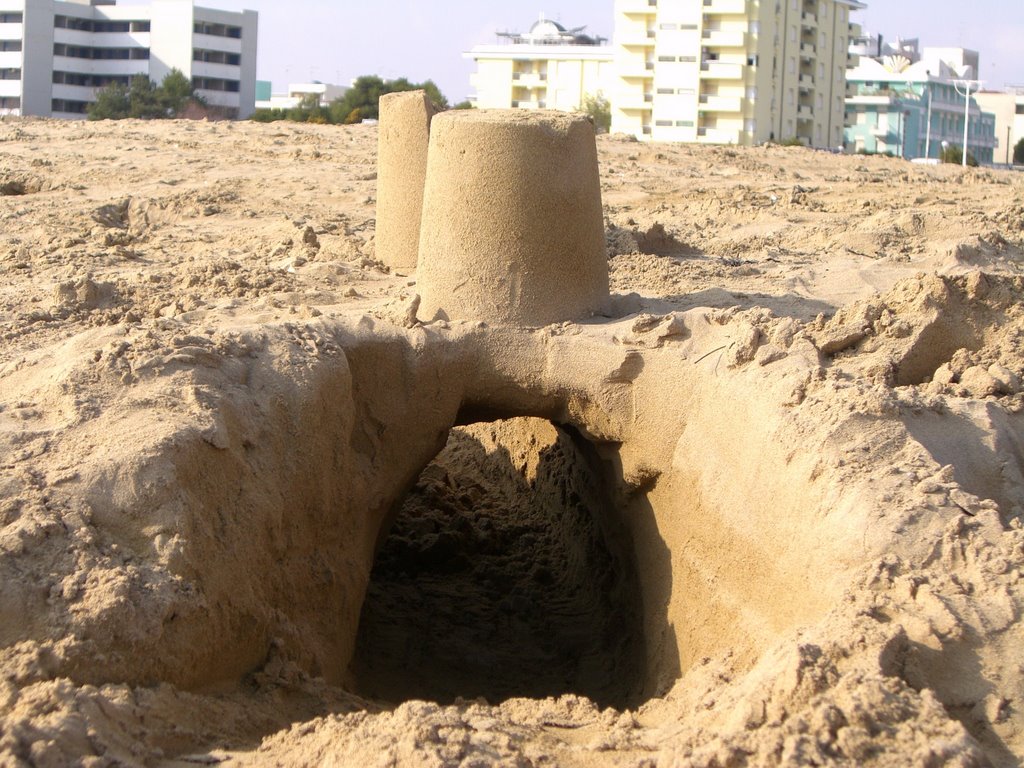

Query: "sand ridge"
left=0, top=117, right=1022, bottom=766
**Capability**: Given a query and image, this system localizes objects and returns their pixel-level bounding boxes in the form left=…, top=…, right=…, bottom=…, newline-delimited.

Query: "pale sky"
left=159, top=1, right=1024, bottom=101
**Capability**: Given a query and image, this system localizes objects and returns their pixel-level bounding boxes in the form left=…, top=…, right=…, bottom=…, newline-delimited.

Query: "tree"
left=940, top=143, right=978, bottom=167
left=127, top=74, right=163, bottom=119
left=87, top=82, right=130, bottom=120
left=87, top=69, right=201, bottom=121
left=327, top=75, right=449, bottom=124
left=582, top=92, right=611, bottom=134
left=1014, top=137, right=1024, bottom=165
left=451, top=100, right=474, bottom=110
left=159, top=68, right=197, bottom=117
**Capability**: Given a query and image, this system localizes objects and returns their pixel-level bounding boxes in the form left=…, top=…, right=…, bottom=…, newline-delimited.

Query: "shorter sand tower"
left=376, top=91, right=436, bottom=271
left=416, top=110, right=609, bottom=326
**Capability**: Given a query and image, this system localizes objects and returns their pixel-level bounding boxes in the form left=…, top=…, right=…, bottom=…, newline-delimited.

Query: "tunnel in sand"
left=348, top=417, right=647, bottom=708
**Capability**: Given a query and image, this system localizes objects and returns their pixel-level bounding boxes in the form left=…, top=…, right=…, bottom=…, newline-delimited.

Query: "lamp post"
left=953, top=78, right=983, bottom=167
left=924, top=73, right=933, bottom=159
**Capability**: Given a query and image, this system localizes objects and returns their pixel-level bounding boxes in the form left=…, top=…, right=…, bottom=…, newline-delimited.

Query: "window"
left=194, top=21, right=242, bottom=39
left=675, top=120, right=694, bottom=127
left=655, top=119, right=672, bottom=126
left=0, top=68, right=20, bottom=80
left=0, top=12, right=23, bottom=23
left=193, top=48, right=240, bottom=66
left=51, top=98, right=89, bottom=114
left=0, top=96, right=20, bottom=109
left=1016, top=104, right=1024, bottom=115
left=0, top=40, right=21, bottom=52
left=131, top=21, right=151, bottom=32
left=680, top=55, right=696, bottom=63
left=659, top=23, right=677, bottom=30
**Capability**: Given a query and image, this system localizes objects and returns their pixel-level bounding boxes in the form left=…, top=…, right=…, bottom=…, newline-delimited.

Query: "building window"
left=1016, top=104, right=1024, bottom=115
left=680, top=55, right=696, bottom=63
left=0, top=12, right=23, bottom=23
left=51, top=98, right=89, bottom=114
left=0, top=40, right=21, bottom=52
left=655, top=120, right=672, bottom=126
left=675, top=120, right=694, bottom=127
left=659, top=23, right=677, bottom=30
left=192, top=76, right=240, bottom=93
left=131, top=21, right=151, bottom=32
left=0, top=68, right=20, bottom=81
left=193, top=21, right=243, bottom=39
left=0, top=96, right=20, bottom=109
left=193, top=48, right=240, bottom=66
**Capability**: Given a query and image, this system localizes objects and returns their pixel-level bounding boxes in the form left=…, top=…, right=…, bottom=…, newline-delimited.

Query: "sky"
left=139, top=1, right=1024, bottom=101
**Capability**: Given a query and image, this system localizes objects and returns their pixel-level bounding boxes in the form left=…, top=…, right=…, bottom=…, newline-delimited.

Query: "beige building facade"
left=465, top=16, right=613, bottom=111
left=610, top=0, right=864, bottom=146
left=974, top=90, right=1024, bottom=166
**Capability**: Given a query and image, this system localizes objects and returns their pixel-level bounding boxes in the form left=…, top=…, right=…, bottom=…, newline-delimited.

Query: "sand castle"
left=378, top=93, right=609, bottom=325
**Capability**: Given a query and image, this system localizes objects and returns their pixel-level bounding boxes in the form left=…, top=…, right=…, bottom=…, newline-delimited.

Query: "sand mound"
left=1, top=119, right=1023, bottom=767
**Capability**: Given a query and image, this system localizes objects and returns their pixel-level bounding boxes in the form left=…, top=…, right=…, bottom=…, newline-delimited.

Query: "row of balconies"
left=620, top=0, right=747, bottom=14
left=619, top=91, right=744, bottom=113
left=620, top=58, right=746, bottom=80
left=620, top=26, right=747, bottom=48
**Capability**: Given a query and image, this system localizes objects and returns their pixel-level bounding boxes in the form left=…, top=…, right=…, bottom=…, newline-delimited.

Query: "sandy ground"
left=1, top=117, right=1023, bottom=766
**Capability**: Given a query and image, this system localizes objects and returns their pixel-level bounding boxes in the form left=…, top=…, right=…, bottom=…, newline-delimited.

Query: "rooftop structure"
left=0, top=0, right=257, bottom=119
left=465, top=13, right=613, bottom=112
left=255, top=80, right=349, bottom=112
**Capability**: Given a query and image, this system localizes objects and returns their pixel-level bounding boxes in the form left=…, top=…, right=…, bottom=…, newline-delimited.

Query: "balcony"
left=701, top=28, right=746, bottom=47
left=698, top=94, right=743, bottom=112
left=696, top=126, right=739, bottom=143
left=700, top=60, right=744, bottom=79
left=800, top=43, right=816, bottom=58
left=618, top=27, right=656, bottom=46
left=619, top=0, right=658, bottom=14
left=800, top=12, right=817, bottom=28
left=796, top=105, right=813, bottom=119
left=702, top=0, right=747, bottom=13
left=620, top=60, right=655, bottom=79
left=512, top=72, right=547, bottom=88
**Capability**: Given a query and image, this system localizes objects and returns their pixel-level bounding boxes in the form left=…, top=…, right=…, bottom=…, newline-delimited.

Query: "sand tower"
left=376, top=91, right=437, bottom=271
left=416, top=110, right=609, bottom=326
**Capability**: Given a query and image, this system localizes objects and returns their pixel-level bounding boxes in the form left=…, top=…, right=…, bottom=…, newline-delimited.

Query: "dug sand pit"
left=0, top=118, right=1023, bottom=767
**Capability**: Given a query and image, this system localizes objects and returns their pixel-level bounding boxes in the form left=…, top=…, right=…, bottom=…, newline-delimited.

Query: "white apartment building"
left=611, top=0, right=865, bottom=146
left=0, top=0, right=257, bottom=119
left=974, top=89, right=1024, bottom=166
left=255, top=81, right=348, bottom=112
left=466, top=15, right=614, bottom=111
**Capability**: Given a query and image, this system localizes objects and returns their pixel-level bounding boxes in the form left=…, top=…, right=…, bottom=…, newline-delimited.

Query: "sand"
left=0, top=116, right=1023, bottom=767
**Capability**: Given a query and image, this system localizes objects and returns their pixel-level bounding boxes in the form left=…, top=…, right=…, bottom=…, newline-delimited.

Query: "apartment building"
left=974, top=89, right=1024, bottom=166
left=465, top=14, right=614, bottom=111
left=0, top=0, right=257, bottom=119
left=844, top=55, right=998, bottom=163
left=610, top=0, right=865, bottom=146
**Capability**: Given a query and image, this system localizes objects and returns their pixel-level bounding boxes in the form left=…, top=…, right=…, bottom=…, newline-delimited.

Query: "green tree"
left=1014, top=137, right=1024, bottom=165
left=327, top=75, right=449, bottom=124
left=582, top=92, right=611, bottom=134
left=159, top=68, right=196, bottom=117
left=87, top=81, right=130, bottom=120
left=940, top=143, right=978, bottom=167
left=127, top=74, right=163, bottom=119
left=451, top=100, right=474, bottom=110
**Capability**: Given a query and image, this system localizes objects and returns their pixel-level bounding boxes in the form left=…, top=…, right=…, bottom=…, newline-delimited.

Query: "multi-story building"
left=610, top=0, right=865, bottom=146
left=0, top=0, right=257, bottom=119
left=465, top=14, right=614, bottom=111
left=974, top=89, right=1024, bottom=166
left=255, top=80, right=349, bottom=111
left=844, top=55, right=998, bottom=163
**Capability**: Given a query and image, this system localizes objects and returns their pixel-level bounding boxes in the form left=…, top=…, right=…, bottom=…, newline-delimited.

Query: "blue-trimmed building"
left=844, top=56, right=997, bottom=163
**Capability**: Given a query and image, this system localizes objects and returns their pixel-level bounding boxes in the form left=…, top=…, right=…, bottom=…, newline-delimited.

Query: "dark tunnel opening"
left=348, top=417, right=646, bottom=708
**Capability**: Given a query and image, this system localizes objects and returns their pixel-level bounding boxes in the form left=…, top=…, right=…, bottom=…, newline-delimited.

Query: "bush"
left=582, top=92, right=611, bottom=134
left=940, top=144, right=978, bottom=167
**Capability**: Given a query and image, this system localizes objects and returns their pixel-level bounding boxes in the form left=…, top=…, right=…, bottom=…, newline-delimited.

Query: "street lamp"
left=953, top=78, right=983, bottom=167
